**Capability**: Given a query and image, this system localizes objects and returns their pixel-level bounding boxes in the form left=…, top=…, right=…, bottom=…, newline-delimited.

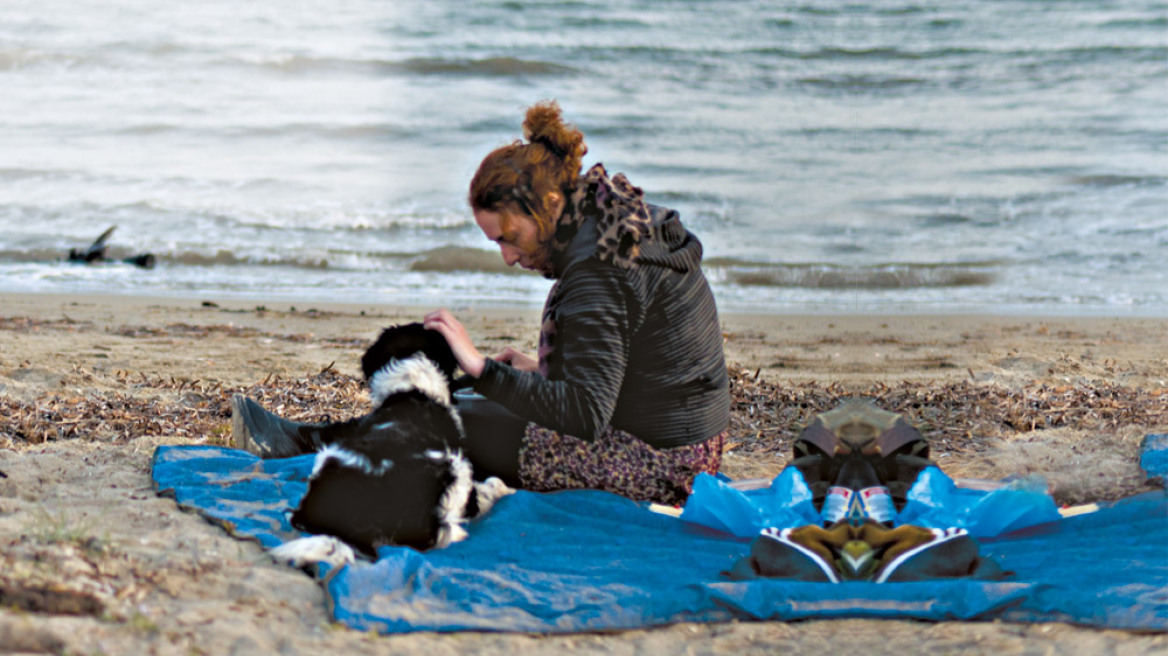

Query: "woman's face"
left=474, top=207, right=551, bottom=275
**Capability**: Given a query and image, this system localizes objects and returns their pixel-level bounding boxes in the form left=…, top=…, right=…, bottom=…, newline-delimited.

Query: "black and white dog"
left=270, top=323, right=512, bottom=568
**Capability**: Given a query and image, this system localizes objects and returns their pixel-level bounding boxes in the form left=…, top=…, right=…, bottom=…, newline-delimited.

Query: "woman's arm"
left=474, top=263, right=643, bottom=441
left=422, top=308, right=487, bottom=378
left=493, top=347, right=539, bottom=372
left=423, top=310, right=539, bottom=374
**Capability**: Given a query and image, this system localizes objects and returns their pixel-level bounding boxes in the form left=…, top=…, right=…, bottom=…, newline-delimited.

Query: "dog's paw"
left=474, top=477, right=515, bottom=514
left=270, top=535, right=356, bottom=569
left=434, top=522, right=469, bottom=549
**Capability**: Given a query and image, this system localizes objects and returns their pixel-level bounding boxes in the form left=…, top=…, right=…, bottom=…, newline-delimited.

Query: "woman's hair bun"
left=521, top=100, right=586, bottom=174
left=468, top=100, right=588, bottom=221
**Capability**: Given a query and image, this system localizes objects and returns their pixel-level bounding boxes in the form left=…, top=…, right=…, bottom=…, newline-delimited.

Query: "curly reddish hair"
left=468, top=100, right=587, bottom=241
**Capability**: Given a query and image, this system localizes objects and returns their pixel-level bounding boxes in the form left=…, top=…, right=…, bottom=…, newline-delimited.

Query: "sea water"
left=1, top=0, right=1165, bottom=314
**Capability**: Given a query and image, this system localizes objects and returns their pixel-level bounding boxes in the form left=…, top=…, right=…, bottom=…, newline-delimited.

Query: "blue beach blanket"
left=151, top=435, right=1168, bottom=634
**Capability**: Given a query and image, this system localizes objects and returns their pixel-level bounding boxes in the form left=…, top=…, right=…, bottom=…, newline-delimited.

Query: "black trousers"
left=455, top=396, right=527, bottom=488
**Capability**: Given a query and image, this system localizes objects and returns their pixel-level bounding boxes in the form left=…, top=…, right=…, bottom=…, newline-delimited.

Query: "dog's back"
left=291, top=445, right=470, bottom=555
left=313, top=390, right=464, bottom=457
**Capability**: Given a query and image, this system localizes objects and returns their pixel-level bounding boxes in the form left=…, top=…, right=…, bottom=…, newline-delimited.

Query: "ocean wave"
left=0, top=167, right=63, bottom=182
left=0, top=243, right=527, bottom=277
left=245, top=54, right=379, bottom=75
left=145, top=245, right=528, bottom=276
left=843, top=4, right=937, bottom=16
left=0, top=247, right=324, bottom=270
left=796, top=75, right=930, bottom=91
left=318, top=214, right=472, bottom=232
left=918, top=213, right=978, bottom=227
left=0, top=47, right=97, bottom=70
left=398, top=248, right=992, bottom=288
left=648, top=190, right=727, bottom=205
left=1100, top=16, right=1168, bottom=29
left=0, top=43, right=191, bottom=71
left=745, top=44, right=1168, bottom=63
left=635, top=162, right=748, bottom=177
left=0, top=244, right=153, bottom=268
left=796, top=126, right=938, bottom=137
left=704, top=260, right=997, bottom=290
left=1043, top=45, right=1168, bottom=63
left=462, top=117, right=523, bottom=134
left=111, top=121, right=409, bottom=141
left=0, top=48, right=38, bottom=70
left=747, top=46, right=982, bottom=60
left=247, top=53, right=577, bottom=78
left=407, top=246, right=529, bottom=276
left=788, top=4, right=939, bottom=17
left=1068, top=174, right=1166, bottom=188
left=164, top=250, right=264, bottom=267
left=560, top=16, right=651, bottom=29
left=396, top=56, right=577, bottom=77
left=763, top=18, right=798, bottom=28
left=0, top=248, right=65, bottom=263
left=114, top=123, right=183, bottom=136
left=217, top=122, right=416, bottom=141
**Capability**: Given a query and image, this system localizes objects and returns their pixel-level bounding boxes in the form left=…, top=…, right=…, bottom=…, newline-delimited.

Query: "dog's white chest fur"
left=368, top=354, right=451, bottom=408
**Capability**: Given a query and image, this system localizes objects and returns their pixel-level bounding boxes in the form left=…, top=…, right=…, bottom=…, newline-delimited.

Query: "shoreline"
left=4, top=287, right=1166, bottom=319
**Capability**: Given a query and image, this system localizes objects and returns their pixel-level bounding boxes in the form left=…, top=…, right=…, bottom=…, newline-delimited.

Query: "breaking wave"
left=249, top=54, right=576, bottom=77
left=705, top=260, right=997, bottom=290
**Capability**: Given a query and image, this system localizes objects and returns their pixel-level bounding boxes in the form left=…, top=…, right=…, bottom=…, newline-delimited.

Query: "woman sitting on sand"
left=421, top=100, right=729, bottom=505
left=236, top=101, right=729, bottom=506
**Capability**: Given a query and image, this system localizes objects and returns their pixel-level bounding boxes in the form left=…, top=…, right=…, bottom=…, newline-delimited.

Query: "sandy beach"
left=0, top=292, right=1165, bottom=655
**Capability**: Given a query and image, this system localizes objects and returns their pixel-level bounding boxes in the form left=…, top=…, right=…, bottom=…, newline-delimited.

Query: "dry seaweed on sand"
left=3, top=362, right=1162, bottom=460
left=0, top=365, right=368, bottom=446
left=725, top=364, right=1166, bottom=460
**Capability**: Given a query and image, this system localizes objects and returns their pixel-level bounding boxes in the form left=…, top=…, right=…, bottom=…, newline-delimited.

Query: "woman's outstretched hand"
left=494, top=347, right=538, bottom=373
left=423, top=308, right=487, bottom=378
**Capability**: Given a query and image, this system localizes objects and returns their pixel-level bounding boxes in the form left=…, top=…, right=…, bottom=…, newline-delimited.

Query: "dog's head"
left=361, top=322, right=458, bottom=382
left=361, top=323, right=458, bottom=406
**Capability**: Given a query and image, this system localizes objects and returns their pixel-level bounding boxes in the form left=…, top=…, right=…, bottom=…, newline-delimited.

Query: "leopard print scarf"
left=550, top=164, right=655, bottom=270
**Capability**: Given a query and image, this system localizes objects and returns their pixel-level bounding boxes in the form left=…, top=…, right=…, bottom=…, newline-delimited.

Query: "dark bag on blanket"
left=728, top=399, right=1005, bottom=583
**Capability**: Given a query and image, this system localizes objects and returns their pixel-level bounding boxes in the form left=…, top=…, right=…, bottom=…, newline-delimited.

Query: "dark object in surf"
left=67, top=226, right=156, bottom=269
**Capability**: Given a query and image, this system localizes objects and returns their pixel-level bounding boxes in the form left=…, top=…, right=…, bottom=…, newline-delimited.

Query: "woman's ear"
left=546, top=191, right=564, bottom=216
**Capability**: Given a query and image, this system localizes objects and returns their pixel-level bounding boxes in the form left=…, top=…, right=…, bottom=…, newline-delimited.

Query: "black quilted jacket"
left=474, top=193, right=729, bottom=449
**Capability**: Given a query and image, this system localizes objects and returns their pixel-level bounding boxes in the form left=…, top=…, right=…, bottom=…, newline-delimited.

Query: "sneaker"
left=231, top=395, right=313, bottom=458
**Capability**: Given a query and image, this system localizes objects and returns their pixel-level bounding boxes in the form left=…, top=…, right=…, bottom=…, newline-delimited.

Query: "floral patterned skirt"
left=517, top=424, right=726, bottom=506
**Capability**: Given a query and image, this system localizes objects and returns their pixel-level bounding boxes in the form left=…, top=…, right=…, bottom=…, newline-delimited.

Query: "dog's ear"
left=419, top=328, right=458, bottom=382
left=361, top=323, right=458, bottom=382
